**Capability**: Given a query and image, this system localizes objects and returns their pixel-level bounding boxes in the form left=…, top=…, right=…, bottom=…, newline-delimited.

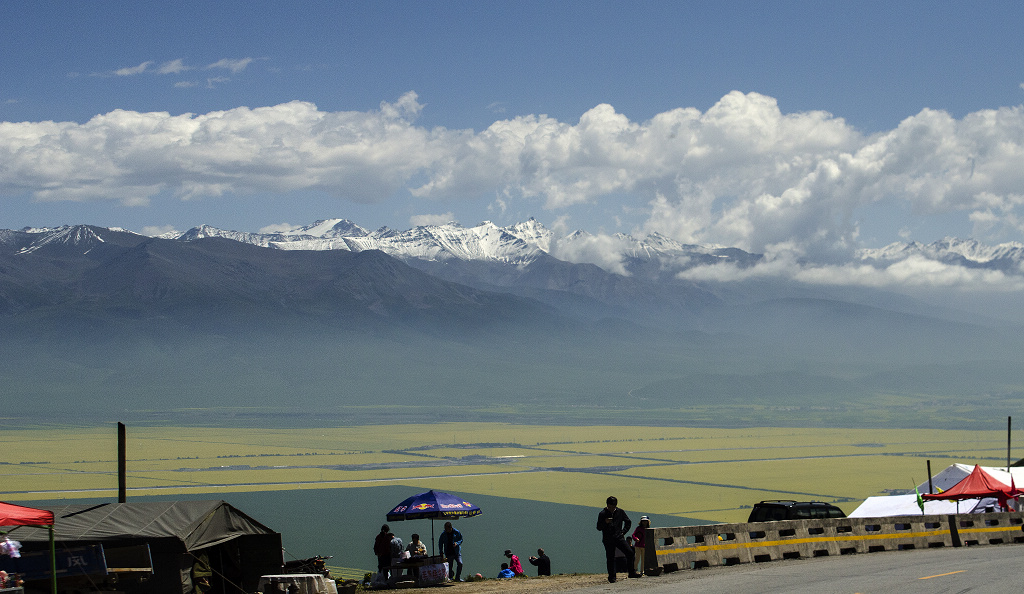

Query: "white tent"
left=849, top=463, right=1021, bottom=518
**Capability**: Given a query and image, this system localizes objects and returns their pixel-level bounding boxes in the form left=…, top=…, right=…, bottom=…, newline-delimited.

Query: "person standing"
left=528, top=548, right=551, bottom=576
left=388, top=532, right=404, bottom=568
left=373, top=524, right=392, bottom=579
left=438, top=521, right=464, bottom=582
left=631, top=516, right=651, bottom=576
left=596, top=495, right=641, bottom=583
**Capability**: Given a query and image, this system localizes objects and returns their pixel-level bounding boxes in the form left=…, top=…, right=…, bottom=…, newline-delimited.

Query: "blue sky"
left=3, top=1, right=1024, bottom=272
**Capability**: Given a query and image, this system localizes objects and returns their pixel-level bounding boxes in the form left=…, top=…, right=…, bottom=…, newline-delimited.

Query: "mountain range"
left=2, top=220, right=1023, bottom=427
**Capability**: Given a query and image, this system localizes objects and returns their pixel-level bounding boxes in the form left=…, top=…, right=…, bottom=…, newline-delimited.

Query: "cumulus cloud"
left=4, top=90, right=1024, bottom=289
left=0, top=92, right=437, bottom=206
left=549, top=232, right=632, bottom=276
left=410, top=212, right=456, bottom=226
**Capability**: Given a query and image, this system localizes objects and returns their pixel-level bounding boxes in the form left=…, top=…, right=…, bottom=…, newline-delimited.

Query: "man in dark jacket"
left=528, top=548, right=551, bottom=576
left=596, top=496, right=641, bottom=583
left=438, top=521, right=464, bottom=581
left=373, top=524, right=392, bottom=579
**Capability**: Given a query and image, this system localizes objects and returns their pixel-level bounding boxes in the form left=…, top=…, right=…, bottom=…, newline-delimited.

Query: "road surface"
left=553, top=543, right=1024, bottom=593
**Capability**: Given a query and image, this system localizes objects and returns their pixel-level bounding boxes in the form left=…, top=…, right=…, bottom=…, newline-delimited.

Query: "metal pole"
left=927, top=460, right=933, bottom=494
left=118, top=422, right=127, bottom=503
left=49, top=525, right=57, bottom=594
left=1007, top=416, right=1012, bottom=472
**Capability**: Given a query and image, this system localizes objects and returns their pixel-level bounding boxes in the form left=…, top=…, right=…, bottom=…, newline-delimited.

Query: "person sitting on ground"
left=528, top=548, right=551, bottom=576
left=504, top=549, right=525, bottom=576
left=497, top=563, right=514, bottom=578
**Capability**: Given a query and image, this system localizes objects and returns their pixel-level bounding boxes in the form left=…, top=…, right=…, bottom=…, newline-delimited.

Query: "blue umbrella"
left=386, top=490, right=481, bottom=556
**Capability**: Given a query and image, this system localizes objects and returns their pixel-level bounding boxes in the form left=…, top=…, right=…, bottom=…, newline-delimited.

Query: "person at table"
left=438, top=521, right=464, bottom=582
left=406, top=533, right=427, bottom=558
left=528, top=548, right=551, bottom=576
left=389, top=532, right=404, bottom=568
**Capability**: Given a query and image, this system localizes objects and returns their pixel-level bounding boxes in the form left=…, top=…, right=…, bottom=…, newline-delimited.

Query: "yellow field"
left=0, top=423, right=1012, bottom=524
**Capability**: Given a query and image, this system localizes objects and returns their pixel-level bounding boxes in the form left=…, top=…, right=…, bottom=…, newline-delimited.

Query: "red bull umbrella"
left=386, top=490, right=481, bottom=556
left=386, top=490, right=482, bottom=521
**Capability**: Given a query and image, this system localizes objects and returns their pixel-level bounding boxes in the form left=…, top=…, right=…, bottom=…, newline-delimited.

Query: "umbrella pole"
left=430, top=519, right=435, bottom=557
left=49, top=524, right=56, bottom=594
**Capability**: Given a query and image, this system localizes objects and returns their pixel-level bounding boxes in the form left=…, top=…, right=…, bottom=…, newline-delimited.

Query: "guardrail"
left=644, top=511, right=1024, bottom=573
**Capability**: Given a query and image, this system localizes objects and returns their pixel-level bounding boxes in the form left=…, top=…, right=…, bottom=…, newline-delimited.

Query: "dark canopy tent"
left=922, top=464, right=1022, bottom=508
left=8, top=501, right=281, bottom=594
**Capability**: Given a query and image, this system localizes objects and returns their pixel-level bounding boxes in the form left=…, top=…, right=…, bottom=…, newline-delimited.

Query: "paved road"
left=561, top=543, right=1024, bottom=593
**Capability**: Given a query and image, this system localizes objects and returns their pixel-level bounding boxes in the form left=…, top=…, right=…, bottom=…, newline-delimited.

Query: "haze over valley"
left=2, top=220, right=1021, bottom=429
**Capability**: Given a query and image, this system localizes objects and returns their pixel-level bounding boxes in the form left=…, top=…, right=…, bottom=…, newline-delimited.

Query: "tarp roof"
left=851, top=463, right=1024, bottom=518
left=0, top=502, right=54, bottom=526
left=7, top=501, right=275, bottom=551
left=849, top=493, right=987, bottom=517
left=917, top=463, right=1024, bottom=494
left=923, top=464, right=1021, bottom=503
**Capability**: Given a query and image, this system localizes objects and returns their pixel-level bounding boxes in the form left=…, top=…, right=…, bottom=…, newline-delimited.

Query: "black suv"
left=747, top=500, right=846, bottom=522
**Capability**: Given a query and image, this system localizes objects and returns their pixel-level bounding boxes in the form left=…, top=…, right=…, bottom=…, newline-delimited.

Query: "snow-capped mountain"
left=170, top=218, right=764, bottom=278
left=860, top=238, right=1024, bottom=272
left=9, top=221, right=1024, bottom=280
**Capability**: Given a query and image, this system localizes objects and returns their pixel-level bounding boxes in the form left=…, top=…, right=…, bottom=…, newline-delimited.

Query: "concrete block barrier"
left=646, top=511, right=1024, bottom=574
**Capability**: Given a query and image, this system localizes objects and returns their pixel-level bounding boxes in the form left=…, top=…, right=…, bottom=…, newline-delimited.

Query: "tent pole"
left=927, top=460, right=933, bottom=494
left=1007, top=416, right=1012, bottom=473
left=49, top=524, right=56, bottom=594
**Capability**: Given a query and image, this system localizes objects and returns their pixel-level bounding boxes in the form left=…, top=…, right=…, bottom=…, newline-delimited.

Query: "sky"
left=3, top=1, right=1024, bottom=291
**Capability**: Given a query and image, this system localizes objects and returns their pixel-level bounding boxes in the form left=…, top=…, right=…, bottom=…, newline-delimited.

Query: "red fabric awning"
left=0, top=501, right=54, bottom=526
left=921, top=464, right=1021, bottom=502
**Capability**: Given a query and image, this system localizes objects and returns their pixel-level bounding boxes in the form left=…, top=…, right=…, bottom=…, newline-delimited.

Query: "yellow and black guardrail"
left=644, top=511, right=1024, bottom=573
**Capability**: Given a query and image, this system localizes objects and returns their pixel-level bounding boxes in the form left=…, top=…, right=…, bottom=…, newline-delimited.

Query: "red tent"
left=922, top=464, right=1022, bottom=507
left=0, top=501, right=55, bottom=594
left=0, top=502, right=54, bottom=527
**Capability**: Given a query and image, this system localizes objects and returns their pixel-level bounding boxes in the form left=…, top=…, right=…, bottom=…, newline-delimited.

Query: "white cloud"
left=206, top=76, right=230, bottom=88
left=259, top=222, right=301, bottom=233
left=409, top=212, right=456, bottom=226
left=157, top=59, right=189, bottom=74
left=174, top=81, right=198, bottom=88
left=206, top=58, right=254, bottom=73
left=141, top=224, right=179, bottom=237
left=676, top=252, right=1024, bottom=291
left=114, top=61, right=153, bottom=76
left=549, top=232, right=631, bottom=276
left=5, top=90, right=1024, bottom=287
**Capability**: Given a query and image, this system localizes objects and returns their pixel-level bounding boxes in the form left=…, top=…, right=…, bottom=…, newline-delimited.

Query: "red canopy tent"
left=0, top=502, right=54, bottom=527
left=0, top=502, right=56, bottom=594
left=922, top=464, right=1022, bottom=508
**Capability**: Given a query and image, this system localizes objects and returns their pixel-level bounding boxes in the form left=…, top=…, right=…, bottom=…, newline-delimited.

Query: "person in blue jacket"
left=497, top=563, right=514, bottom=578
left=438, top=521, right=464, bottom=581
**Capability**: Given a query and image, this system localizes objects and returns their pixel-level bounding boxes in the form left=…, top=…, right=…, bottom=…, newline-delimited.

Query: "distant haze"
left=1, top=222, right=1022, bottom=428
